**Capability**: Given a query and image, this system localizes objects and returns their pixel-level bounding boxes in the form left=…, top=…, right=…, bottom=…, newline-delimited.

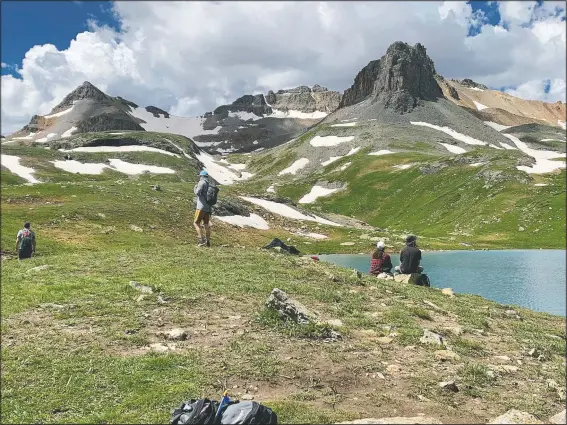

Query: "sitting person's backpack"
left=420, top=273, right=431, bottom=287
left=206, top=184, right=220, bottom=206
left=220, top=401, right=277, bottom=424
left=409, top=272, right=431, bottom=287
left=170, top=398, right=219, bottom=424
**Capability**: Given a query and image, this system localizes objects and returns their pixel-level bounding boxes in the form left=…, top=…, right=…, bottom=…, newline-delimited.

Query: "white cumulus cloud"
left=1, top=1, right=565, bottom=134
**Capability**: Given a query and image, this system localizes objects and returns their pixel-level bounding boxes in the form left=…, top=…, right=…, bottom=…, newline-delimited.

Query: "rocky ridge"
left=340, top=42, right=443, bottom=112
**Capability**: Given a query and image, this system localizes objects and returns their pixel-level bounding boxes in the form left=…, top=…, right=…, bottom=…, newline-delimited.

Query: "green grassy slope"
left=241, top=142, right=566, bottom=249
left=1, top=170, right=565, bottom=424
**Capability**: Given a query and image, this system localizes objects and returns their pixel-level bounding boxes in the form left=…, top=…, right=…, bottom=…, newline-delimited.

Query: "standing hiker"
left=16, top=222, right=36, bottom=260
left=395, top=235, right=423, bottom=274
left=369, top=240, right=393, bottom=276
left=193, top=170, right=216, bottom=247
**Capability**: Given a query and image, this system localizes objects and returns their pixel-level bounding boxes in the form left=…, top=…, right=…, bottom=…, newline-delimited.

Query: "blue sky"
left=2, top=1, right=503, bottom=77
left=1, top=1, right=119, bottom=77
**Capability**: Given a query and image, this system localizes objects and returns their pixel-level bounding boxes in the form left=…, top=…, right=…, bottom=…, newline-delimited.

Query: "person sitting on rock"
left=16, top=222, right=36, bottom=260
left=395, top=235, right=423, bottom=274
left=370, top=241, right=393, bottom=276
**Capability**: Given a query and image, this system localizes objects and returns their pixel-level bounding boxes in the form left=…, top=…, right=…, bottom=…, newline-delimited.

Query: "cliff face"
left=340, top=42, right=444, bottom=112
left=266, top=85, right=342, bottom=113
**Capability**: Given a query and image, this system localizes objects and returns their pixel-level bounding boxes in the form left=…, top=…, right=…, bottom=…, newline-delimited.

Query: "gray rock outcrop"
left=489, top=409, right=542, bottom=424
left=340, top=42, right=444, bottom=112
left=266, top=288, right=314, bottom=324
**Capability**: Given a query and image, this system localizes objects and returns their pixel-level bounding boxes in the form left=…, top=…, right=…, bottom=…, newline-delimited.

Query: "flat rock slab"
left=337, top=417, right=442, bottom=424
left=130, top=281, right=153, bottom=294
left=27, top=265, right=50, bottom=273
left=549, top=410, right=566, bottom=424
left=394, top=274, right=411, bottom=284
left=489, top=409, right=543, bottom=424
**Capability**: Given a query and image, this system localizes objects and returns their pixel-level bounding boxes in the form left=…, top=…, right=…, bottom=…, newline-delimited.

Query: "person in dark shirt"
left=395, top=235, right=423, bottom=274
left=369, top=241, right=393, bottom=276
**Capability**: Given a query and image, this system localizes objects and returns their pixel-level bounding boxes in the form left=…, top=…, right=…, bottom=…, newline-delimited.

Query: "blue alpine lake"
left=317, top=250, right=566, bottom=317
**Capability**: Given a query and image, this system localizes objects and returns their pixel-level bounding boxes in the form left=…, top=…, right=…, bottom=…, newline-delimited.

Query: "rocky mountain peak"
left=340, top=41, right=444, bottom=112
left=456, top=78, right=489, bottom=90
left=47, top=81, right=109, bottom=116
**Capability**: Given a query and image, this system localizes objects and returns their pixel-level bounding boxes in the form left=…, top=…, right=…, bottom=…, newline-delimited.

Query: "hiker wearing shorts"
left=16, top=222, right=36, bottom=260
left=370, top=240, right=393, bottom=276
left=395, top=235, right=423, bottom=274
left=194, top=170, right=211, bottom=247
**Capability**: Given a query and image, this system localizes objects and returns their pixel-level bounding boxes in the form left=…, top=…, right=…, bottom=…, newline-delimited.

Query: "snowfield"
left=310, top=135, right=355, bottom=147
left=484, top=121, right=511, bottom=132
left=504, top=134, right=566, bottom=174
left=60, top=145, right=181, bottom=157
left=239, top=196, right=342, bottom=227
left=51, top=160, right=109, bottom=175
left=499, top=142, right=517, bottom=150
left=1, top=155, right=40, bottom=183
left=473, top=101, right=489, bottom=111
left=369, top=150, right=393, bottom=156
left=129, top=107, right=222, bottom=139
left=216, top=213, right=270, bottom=230
left=410, top=122, right=486, bottom=146
left=393, top=164, right=413, bottom=170
left=44, top=106, right=74, bottom=119
left=558, top=120, right=566, bottom=130
left=196, top=151, right=254, bottom=185
left=268, top=108, right=327, bottom=120
left=321, top=146, right=360, bottom=166
left=331, top=122, right=357, bottom=127
left=36, top=133, right=58, bottom=143
left=298, top=185, right=340, bottom=204
left=228, top=111, right=263, bottom=121
left=61, top=127, right=78, bottom=138
left=338, top=162, right=351, bottom=171
left=438, top=143, right=467, bottom=154
left=278, top=158, right=309, bottom=176
left=51, top=158, right=176, bottom=175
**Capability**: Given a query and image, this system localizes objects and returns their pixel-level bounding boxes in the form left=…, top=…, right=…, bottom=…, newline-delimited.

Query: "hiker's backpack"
left=170, top=398, right=219, bottom=425
left=220, top=401, right=277, bottom=424
left=19, top=229, right=33, bottom=254
left=170, top=399, right=277, bottom=425
left=206, top=184, right=219, bottom=206
left=409, top=272, right=431, bottom=287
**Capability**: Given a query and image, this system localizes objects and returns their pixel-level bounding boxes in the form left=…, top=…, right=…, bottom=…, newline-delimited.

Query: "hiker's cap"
left=405, top=235, right=417, bottom=243
left=376, top=241, right=385, bottom=249
left=199, top=170, right=209, bottom=176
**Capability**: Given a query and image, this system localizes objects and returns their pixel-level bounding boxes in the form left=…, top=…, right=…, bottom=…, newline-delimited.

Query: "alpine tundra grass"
left=1, top=175, right=565, bottom=424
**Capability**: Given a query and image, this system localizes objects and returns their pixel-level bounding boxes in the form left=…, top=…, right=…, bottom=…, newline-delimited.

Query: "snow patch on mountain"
left=1, top=155, right=40, bottom=183
left=504, top=134, right=566, bottom=174
left=484, top=121, right=511, bottom=132
left=438, top=143, right=467, bottom=154
left=239, top=196, right=341, bottom=227
left=44, top=106, right=74, bottom=119
left=310, top=135, right=355, bottom=147
left=368, top=150, right=394, bottom=156
left=61, top=127, right=78, bottom=138
left=129, top=107, right=222, bottom=139
left=217, top=213, right=270, bottom=230
left=331, top=122, right=357, bottom=127
left=36, top=133, right=58, bottom=143
left=60, top=145, right=181, bottom=157
left=278, top=158, right=310, bottom=175
left=410, top=121, right=486, bottom=146
left=473, top=101, right=489, bottom=111
left=298, top=185, right=340, bottom=204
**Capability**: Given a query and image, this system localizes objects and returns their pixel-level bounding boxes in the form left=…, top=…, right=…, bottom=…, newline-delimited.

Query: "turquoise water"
left=317, top=250, right=566, bottom=317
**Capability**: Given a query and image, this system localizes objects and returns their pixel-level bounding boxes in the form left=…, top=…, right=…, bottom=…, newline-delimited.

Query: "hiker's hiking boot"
left=198, top=239, right=207, bottom=247
left=206, top=239, right=211, bottom=248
